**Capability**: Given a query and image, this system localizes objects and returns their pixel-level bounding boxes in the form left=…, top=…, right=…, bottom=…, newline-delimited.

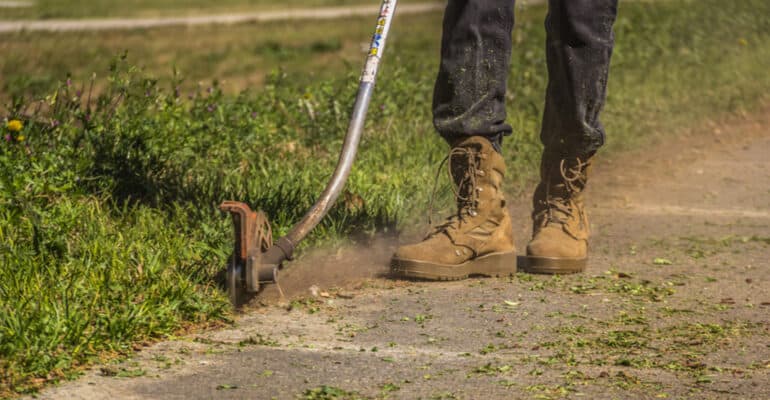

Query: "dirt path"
left=34, top=110, right=770, bottom=399
left=0, top=1, right=33, bottom=8
left=0, top=2, right=445, bottom=33
left=0, top=0, right=564, bottom=33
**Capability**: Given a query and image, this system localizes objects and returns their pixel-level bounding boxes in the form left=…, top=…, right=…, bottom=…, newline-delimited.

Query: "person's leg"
left=540, top=0, right=617, bottom=155
left=523, top=0, right=618, bottom=274
left=391, top=0, right=517, bottom=280
left=432, top=0, right=515, bottom=151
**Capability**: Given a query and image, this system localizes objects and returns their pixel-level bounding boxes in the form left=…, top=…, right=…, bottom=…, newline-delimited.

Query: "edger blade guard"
left=218, top=202, right=272, bottom=305
left=219, top=0, right=398, bottom=306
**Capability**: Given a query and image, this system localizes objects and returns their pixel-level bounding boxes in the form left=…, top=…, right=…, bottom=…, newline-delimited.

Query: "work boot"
left=391, top=136, right=517, bottom=280
left=523, top=151, right=592, bottom=274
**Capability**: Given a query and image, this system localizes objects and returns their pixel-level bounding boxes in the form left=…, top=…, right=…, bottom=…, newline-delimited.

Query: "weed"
left=380, top=382, right=400, bottom=395
left=2, top=0, right=770, bottom=395
left=300, top=385, right=367, bottom=400
left=216, top=383, right=238, bottom=390
left=479, top=344, right=498, bottom=355
left=429, top=392, right=459, bottom=400
left=238, top=334, right=280, bottom=347
left=99, top=366, right=146, bottom=378
left=600, top=330, right=648, bottom=349
left=289, top=298, right=322, bottom=314
left=652, top=258, right=673, bottom=266
left=469, top=363, right=513, bottom=376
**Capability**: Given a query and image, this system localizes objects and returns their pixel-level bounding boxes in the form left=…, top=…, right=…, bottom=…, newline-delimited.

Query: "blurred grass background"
left=0, top=0, right=423, bottom=18
left=1, top=0, right=769, bottom=396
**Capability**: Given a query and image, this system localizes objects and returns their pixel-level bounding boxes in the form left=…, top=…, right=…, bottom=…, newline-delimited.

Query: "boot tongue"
left=449, top=146, right=481, bottom=214
left=545, top=183, right=573, bottom=223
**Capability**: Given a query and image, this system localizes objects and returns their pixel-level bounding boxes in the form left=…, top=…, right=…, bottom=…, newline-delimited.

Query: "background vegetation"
left=1, top=0, right=769, bottom=396
left=0, top=0, right=424, bottom=19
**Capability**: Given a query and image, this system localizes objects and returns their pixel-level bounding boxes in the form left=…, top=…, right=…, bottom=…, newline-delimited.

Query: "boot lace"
left=536, top=157, right=590, bottom=226
left=427, top=146, right=483, bottom=235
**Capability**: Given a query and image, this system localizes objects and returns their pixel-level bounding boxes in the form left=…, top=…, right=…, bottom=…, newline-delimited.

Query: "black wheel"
left=226, top=259, right=245, bottom=307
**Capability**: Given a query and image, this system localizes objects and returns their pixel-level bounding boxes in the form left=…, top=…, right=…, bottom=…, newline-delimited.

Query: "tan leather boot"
left=391, top=136, right=517, bottom=280
left=523, top=152, right=592, bottom=274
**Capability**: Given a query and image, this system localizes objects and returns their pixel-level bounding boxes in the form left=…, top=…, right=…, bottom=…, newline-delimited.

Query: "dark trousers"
left=433, top=0, right=618, bottom=156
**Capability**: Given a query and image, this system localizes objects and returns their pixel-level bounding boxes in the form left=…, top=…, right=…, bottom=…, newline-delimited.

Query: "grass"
left=0, top=0, right=423, bottom=19
left=1, top=0, right=770, bottom=396
left=301, top=385, right=367, bottom=400
left=0, top=10, right=443, bottom=103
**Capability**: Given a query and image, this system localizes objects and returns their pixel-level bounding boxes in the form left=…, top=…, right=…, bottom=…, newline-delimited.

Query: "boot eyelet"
left=469, top=210, right=478, bottom=217
left=476, top=187, right=483, bottom=192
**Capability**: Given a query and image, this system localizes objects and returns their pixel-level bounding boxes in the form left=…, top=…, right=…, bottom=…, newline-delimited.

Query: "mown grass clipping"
left=1, top=0, right=769, bottom=396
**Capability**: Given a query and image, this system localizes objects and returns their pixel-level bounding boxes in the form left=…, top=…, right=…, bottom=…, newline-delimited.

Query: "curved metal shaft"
left=281, top=0, right=399, bottom=255
left=285, top=83, right=373, bottom=245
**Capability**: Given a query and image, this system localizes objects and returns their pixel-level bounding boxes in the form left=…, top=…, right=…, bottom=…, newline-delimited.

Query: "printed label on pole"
left=361, top=56, right=380, bottom=83
left=360, top=0, right=396, bottom=83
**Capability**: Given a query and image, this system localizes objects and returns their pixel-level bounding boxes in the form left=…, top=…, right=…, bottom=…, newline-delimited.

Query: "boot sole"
left=391, top=251, right=517, bottom=281
left=520, top=255, right=586, bottom=274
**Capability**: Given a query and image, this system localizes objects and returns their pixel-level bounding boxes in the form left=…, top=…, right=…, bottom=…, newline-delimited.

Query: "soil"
left=33, top=109, right=770, bottom=399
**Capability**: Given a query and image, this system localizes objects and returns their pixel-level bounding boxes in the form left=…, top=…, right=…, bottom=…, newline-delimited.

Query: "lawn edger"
left=219, top=0, right=398, bottom=306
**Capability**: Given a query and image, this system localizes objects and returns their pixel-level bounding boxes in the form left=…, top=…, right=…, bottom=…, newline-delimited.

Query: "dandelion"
left=6, top=119, right=23, bottom=132
left=16, top=135, right=25, bottom=142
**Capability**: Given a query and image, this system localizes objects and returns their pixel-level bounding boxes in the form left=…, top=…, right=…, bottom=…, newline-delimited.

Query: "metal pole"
left=282, top=0, right=399, bottom=252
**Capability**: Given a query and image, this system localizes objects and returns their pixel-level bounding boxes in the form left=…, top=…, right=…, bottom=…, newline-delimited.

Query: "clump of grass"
left=1, top=0, right=770, bottom=396
left=301, top=385, right=367, bottom=400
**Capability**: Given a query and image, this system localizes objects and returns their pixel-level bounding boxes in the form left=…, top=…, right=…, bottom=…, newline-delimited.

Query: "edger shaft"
left=220, top=0, right=398, bottom=305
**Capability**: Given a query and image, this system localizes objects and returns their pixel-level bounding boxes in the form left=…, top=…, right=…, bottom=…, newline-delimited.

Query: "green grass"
left=1, top=0, right=770, bottom=396
left=301, top=385, right=368, bottom=400
left=0, top=11, right=439, bottom=102
left=0, top=0, right=417, bottom=19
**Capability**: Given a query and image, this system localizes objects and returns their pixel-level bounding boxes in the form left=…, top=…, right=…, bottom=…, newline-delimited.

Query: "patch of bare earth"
left=34, top=109, right=770, bottom=399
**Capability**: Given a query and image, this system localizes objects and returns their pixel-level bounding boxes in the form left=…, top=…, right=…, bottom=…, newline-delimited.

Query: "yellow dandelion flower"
left=6, top=119, right=23, bottom=132
left=16, top=135, right=25, bottom=142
